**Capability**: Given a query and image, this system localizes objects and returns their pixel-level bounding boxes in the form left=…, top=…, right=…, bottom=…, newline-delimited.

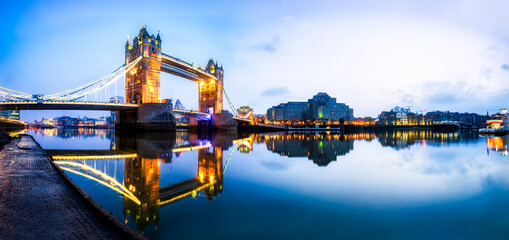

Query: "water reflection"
left=35, top=129, right=508, bottom=237
left=487, top=135, right=508, bottom=156
left=48, top=131, right=232, bottom=234
left=264, top=133, right=375, bottom=166
left=30, top=127, right=115, bottom=139
left=376, top=130, right=480, bottom=150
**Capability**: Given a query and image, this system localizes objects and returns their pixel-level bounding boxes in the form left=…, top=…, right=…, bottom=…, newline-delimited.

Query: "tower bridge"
left=124, top=26, right=224, bottom=115
left=0, top=25, right=248, bottom=131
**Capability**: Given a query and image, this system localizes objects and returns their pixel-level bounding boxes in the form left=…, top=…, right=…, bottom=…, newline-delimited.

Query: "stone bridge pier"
left=188, top=112, right=237, bottom=133
left=116, top=103, right=176, bottom=131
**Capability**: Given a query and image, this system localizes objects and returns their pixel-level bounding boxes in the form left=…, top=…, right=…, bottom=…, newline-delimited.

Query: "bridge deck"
left=0, top=101, right=139, bottom=111
left=159, top=178, right=212, bottom=206
left=159, top=178, right=200, bottom=197
left=46, top=149, right=138, bottom=160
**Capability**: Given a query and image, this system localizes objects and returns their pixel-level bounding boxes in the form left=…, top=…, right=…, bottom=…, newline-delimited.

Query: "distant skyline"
left=1, top=0, right=509, bottom=121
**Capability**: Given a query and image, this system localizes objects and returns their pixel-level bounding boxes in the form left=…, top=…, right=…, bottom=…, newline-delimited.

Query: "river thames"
left=25, top=129, right=509, bottom=239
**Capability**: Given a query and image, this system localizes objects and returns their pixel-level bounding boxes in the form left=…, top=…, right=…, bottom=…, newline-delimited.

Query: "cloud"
left=260, top=161, right=289, bottom=171
left=253, top=42, right=277, bottom=52
left=426, top=93, right=458, bottom=104
left=401, top=94, right=415, bottom=104
left=260, top=86, right=290, bottom=97
left=251, top=36, right=280, bottom=53
left=394, top=90, right=415, bottom=105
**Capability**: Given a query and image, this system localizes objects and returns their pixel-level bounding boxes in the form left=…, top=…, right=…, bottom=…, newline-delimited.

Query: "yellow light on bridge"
left=210, top=80, right=214, bottom=84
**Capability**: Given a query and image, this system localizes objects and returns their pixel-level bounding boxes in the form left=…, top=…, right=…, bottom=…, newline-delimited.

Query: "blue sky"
left=1, top=0, right=509, bottom=121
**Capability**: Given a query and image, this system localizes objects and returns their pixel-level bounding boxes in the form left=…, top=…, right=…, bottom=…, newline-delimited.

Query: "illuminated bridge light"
left=54, top=161, right=141, bottom=205
left=172, top=144, right=212, bottom=153
left=158, top=181, right=214, bottom=206
left=51, top=153, right=138, bottom=160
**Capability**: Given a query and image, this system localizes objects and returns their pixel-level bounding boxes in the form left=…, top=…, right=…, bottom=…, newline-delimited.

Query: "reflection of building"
left=51, top=116, right=112, bottom=128
left=123, top=157, right=160, bottom=233
left=27, top=128, right=114, bottom=140
left=266, top=92, right=353, bottom=123
left=265, top=133, right=354, bottom=166
left=0, top=110, right=20, bottom=120
left=376, top=130, right=479, bottom=150
left=486, top=135, right=508, bottom=156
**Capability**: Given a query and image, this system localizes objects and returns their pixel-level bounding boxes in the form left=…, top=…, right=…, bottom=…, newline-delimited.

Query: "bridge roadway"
left=158, top=178, right=213, bottom=206
left=0, top=101, right=211, bottom=117
left=0, top=101, right=138, bottom=111
left=46, top=144, right=213, bottom=160
left=0, top=135, right=143, bottom=239
left=46, top=149, right=138, bottom=160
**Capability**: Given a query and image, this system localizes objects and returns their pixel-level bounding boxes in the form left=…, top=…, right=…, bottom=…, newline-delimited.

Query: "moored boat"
left=479, top=109, right=509, bottom=135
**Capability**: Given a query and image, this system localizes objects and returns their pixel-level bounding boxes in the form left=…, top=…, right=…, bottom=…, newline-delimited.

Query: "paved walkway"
left=0, top=135, right=139, bottom=239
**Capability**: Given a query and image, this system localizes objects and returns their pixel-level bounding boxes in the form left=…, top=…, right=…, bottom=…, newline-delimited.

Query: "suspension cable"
left=47, top=57, right=141, bottom=101
left=0, top=57, right=141, bottom=102
left=223, top=143, right=240, bottom=174
left=223, top=88, right=239, bottom=116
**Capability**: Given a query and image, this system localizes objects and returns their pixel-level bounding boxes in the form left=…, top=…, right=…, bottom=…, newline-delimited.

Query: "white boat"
left=479, top=109, right=509, bottom=134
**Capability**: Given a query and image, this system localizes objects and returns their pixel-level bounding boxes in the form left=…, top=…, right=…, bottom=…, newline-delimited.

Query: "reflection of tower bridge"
left=50, top=147, right=222, bottom=232
left=49, top=136, right=253, bottom=232
left=0, top=26, right=252, bottom=130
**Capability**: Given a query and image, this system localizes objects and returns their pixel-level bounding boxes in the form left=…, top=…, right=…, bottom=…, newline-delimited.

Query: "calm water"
left=25, top=129, right=509, bottom=239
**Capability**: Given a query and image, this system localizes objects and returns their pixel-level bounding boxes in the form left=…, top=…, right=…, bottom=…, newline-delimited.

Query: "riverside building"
left=0, top=110, right=20, bottom=120
left=266, top=92, right=353, bottom=123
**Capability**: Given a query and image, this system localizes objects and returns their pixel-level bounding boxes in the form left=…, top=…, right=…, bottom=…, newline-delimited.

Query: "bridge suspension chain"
left=223, top=143, right=240, bottom=174
left=223, top=88, right=239, bottom=116
left=54, top=161, right=141, bottom=205
left=0, top=86, right=34, bottom=101
left=0, top=56, right=141, bottom=102
left=46, top=56, right=142, bottom=101
left=223, top=88, right=254, bottom=122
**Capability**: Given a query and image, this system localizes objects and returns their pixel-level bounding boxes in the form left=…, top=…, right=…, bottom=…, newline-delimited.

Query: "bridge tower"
left=125, top=26, right=161, bottom=104
left=200, top=59, right=224, bottom=114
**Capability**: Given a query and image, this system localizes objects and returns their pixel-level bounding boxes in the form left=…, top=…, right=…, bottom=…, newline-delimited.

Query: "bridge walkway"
left=0, top=135, right=143, bottom=239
